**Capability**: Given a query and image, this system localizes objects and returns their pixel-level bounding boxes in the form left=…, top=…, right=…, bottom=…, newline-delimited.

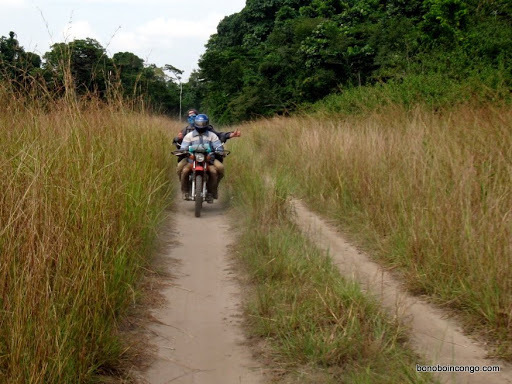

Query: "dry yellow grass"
left=232, top=103, right=512, bottom=358
left=0, top=90, right=180, bottom=383
left=225, top=135, right=435, bottom=383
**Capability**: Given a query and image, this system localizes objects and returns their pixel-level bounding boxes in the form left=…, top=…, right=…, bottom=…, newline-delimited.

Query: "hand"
left=230, top=129, right=241, bottom=138
left=177, top=132, right=184, bottom=140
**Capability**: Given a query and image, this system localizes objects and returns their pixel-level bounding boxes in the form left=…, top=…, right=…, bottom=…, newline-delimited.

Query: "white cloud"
left=108, top=13, right=223, bottom=58
left=79, top=0, right=173, bottom=3
left=0, top=0, right=246, bottom=80
left=136, top=14, right=222, bottom=39
left=60, top=20, right=99, bottom=42
left=109, top=30, right=147, bottom=53
left=0, top=0, right=26, bottom=7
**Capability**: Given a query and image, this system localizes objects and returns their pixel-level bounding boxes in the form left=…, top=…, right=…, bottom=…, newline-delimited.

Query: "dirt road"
left=134, top=192, right=511, bottom=384
left=292, top=199, right=512, bottom=384
left=136, top=198, right=264, bottom=384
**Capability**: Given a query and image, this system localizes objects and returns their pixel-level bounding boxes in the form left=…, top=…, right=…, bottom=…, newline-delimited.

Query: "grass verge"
left=225, top=138, right=436, bottom=383
left=230, top=102, right=512, bottom=360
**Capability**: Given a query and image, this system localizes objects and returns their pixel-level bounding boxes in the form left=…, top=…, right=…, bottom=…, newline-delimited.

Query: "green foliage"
left=422, top=0, right=469, bottom=45
left=181, top=70, right=205, bottom=112
left=0, top=31, right=42, bottom=89
left=44, top=38, right=111, bottom=95
left=0, top=31, right=183, bottom=116
left=196, top=0, right=512, bottom=123
left=113, top=51, right=144, bottom=95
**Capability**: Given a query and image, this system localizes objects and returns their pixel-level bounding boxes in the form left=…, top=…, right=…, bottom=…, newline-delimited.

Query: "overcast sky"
left=1, top=0, right=246, bottom=80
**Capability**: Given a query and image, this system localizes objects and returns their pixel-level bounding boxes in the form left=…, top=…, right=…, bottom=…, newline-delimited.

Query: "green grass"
left=301, top=72, right=511, bottom=118
left=225, top=137, right=436, bottom=383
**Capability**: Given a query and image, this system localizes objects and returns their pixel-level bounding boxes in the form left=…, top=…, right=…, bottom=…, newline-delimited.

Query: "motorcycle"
left=173, top=143, right=229, bottom=218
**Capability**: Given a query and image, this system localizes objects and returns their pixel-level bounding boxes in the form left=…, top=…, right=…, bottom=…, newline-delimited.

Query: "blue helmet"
left=194, top=114, right=209, bottom=133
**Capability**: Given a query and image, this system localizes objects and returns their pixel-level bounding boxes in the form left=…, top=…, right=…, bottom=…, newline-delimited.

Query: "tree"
left=0, top=31, right=42, bottom=87
left=43, top=38, right=112, bottom=95
left=112, top=51, right=144, bottom=96
left=181, top=70, right=206, bottom=113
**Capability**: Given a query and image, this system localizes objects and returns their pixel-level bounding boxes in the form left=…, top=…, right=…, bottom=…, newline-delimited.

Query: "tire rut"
left=291, top=198, right=512, bottom=384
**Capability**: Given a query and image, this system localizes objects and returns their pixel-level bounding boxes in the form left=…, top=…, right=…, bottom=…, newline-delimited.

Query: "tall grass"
left=0, top=88, right=179, bottom=383
left=225, top=135, right=436, bottom=383
left=234, top=103, right=512, bottom=359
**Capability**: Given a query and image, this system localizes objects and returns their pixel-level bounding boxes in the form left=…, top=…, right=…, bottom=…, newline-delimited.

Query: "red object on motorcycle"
left=171, top=148, right=230, bottom=218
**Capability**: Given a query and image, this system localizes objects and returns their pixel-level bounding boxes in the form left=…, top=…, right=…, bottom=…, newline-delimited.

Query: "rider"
left=174, top=109, right=199, bottom=176
left=175, top=109, right=241, bottom=186
left=179, top=114, right=224, bottom=201
left=173, top=108, right=241, bottom=149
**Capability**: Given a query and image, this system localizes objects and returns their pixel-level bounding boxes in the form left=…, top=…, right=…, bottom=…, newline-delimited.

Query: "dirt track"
left=134, top=192, right=512, bottom=384
left=292, top=199, right=512, bottom=384
left=136, top=198, right=263, bottom=384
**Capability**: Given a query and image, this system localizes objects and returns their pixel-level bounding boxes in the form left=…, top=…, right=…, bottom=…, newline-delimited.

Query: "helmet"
left=194, top=114, right=209, bottom=134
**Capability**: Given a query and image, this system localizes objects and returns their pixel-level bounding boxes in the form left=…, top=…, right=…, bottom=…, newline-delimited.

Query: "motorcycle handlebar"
left=172, top=149, right=231, bottom=157
left=216, top=150, right=231, bottom=157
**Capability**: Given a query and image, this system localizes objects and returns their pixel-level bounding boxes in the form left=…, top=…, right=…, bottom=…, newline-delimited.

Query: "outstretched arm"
left=212, top=128, right=241, bottom=143
left=229, top=129, right=241, bottom=138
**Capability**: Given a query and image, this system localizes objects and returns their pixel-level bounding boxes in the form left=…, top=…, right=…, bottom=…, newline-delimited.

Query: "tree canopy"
left=0, top=32, right=183, bottom=115
left=0, top=31, right=42, bottom=89
left=197, top=0, right=512, bottom=123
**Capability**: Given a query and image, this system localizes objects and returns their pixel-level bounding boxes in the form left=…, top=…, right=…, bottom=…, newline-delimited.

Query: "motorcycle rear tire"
left=194, top=174, right=203, bottom=218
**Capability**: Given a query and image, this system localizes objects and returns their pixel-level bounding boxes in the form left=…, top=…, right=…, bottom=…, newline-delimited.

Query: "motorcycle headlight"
left=195, top=153, right=205, bottom=162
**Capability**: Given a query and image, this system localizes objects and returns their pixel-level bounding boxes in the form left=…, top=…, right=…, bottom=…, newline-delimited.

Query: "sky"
left=0, top=0, right=246, bottom=80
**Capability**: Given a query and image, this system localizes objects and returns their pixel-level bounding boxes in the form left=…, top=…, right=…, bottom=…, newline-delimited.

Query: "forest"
left=1, top=0, right=511, bottom=120
left=197, top=0, right=511, bottom=122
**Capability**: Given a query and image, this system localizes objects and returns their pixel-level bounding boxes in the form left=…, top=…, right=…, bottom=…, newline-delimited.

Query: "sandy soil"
left=132, top=190, right=511, bottom=384
left=291, top=198, right=512, bottom=384
left=135, top=198, right=264, bottom=384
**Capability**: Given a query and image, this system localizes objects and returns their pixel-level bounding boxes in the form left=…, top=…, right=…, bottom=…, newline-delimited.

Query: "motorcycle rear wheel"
left=194, top=174, right=203, bottom=217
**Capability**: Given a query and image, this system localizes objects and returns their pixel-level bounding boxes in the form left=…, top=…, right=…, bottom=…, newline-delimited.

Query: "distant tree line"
left=197, top=0, right=512, bottom=123
left=3, top=0, right=511, bottom=122
left=0, top=31, right=183, bottom=115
